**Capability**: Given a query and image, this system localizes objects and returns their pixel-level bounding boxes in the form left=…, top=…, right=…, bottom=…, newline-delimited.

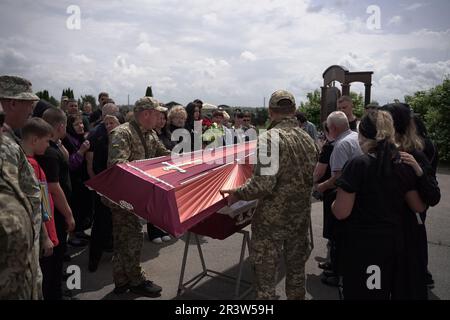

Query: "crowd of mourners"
left=0, top=74, right=441, bottom=300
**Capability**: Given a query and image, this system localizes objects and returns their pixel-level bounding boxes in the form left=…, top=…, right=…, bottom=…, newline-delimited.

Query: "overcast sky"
left=1, top=0, right=449, bottom=107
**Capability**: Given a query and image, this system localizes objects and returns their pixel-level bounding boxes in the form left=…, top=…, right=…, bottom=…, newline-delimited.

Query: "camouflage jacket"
left=0, top=134, right=41, bottom=299
left=3, top=128, right=41, bottom=221
left=108, top=120, right=170, bottom=166
left=235, top=117, right=318, bottom=240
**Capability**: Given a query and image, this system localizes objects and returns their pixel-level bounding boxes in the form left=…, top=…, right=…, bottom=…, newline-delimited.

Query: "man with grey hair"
left=337, top=96, right=358, bottom=131
left=0, top=75, right=43, bottom=299
left=316, top=110, right=362, bottom=287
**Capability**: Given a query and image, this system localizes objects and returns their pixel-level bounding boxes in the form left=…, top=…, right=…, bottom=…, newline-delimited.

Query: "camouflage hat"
left=0, top=75, right=39, bottom=101
left=365, top=102, right=380, bottom=109
left=134, top=96, right=167, bottom=113
left=269, top=90, right=296, bottom=109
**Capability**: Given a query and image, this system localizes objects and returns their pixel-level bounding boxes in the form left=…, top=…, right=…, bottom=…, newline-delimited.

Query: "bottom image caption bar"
left=173, top=303, right=276, bottom=318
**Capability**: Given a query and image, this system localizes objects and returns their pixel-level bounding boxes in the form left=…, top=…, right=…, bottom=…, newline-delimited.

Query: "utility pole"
left=127, top=94, right=130, bottom=107
left=263, top=97, right=266, bottom=108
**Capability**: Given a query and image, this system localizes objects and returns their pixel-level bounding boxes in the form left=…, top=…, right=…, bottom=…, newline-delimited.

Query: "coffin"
left=85, top=141, right=257, bottom=239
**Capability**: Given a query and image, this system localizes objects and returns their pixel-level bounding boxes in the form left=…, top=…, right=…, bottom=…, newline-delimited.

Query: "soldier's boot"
left=130, top=280, right=162, bottom=297
left=113, top=283, right=130, bottom=294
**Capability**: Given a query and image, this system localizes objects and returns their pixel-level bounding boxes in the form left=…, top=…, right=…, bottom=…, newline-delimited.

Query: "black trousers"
left=40, top=252, right=59, bottom=300
left=45, top=211, right=67, bottom=300
left=89, top=194, right=113, bottom=261
left=418, top=212, right=429, bottom=275
left=146, top=223, right=168, bottom=240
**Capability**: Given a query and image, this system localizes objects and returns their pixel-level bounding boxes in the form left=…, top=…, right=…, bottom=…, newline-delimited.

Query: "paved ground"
left=70, top=171, right=450, bottom=300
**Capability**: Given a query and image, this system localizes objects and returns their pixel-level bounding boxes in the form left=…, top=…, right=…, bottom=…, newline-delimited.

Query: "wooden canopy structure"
left=320, top=65, right=373, bottom=123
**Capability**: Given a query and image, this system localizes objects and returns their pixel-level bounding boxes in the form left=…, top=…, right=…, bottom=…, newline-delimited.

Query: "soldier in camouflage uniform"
left=107, top=96, right=170, bottom=297
left=222, top=90, right=318, bottom=300
left=0, top=75, right=43, bottom=299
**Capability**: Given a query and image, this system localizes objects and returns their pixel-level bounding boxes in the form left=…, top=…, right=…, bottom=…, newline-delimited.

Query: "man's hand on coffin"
left=220, top=189, right=239, bottom=206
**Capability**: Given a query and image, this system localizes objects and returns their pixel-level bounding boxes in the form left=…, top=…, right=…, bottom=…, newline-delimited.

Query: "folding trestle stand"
left=177, top=230, right=253, bottom=300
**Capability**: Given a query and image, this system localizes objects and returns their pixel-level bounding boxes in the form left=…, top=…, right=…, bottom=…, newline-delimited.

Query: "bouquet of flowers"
left=202, top=122, right=224, bottom=146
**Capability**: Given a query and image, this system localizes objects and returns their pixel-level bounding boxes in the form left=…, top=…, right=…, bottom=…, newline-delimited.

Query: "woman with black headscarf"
left=332, top=110, right=426, bottom=299
left=185, top=102, right=203, bottom=151
left=62, top=113, right=93, bottom=246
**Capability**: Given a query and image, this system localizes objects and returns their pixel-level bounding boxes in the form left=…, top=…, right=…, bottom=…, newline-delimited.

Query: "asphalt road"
left=70, top=171, right=449, bottom=300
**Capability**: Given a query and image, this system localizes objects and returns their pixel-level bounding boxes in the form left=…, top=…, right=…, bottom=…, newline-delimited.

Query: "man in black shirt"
left=337, top=96, right=358, bottom=131
left=36, top=107, right=75, bottom=300
left=89, top=92, right=109, bottom=126
left=86, top=103, right=120, bottom=272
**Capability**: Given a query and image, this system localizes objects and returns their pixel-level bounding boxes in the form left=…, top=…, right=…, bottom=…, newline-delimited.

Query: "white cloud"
left=136, top=42, right=160, bottom=55
left=399, top=57, right=420, bottom=70
left=240, top=51, right=257, bottom=61
left=405, top=3, right=428, bottom=11
left=70, top=53, right=93, bottom=64
left=113, top=55, right=144, bottom=77
left=388, top=16, right=402, bottom=26
left=202, top=12, right=220, bottom=27
left=0, top=0, right=448, bottom=106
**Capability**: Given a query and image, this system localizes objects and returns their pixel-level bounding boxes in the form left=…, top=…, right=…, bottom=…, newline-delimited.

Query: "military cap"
left=134, top=96, right=167, bottom=113
left=0, top=75, right=39, bottom=101
left=365, top=102, right=380, bottom=110
left=269, top=90, right=296, bottom=109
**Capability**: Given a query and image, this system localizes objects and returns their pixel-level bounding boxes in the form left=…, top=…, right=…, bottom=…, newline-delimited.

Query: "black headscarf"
left=185, top=102, right=198, bottom=132
left=33, top=100, right=54, bottom=118
left=380, top=103, right=412, bottom=135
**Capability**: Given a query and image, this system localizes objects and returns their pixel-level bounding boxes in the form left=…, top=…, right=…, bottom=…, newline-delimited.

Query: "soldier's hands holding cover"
left=220, top=189, right=239, bottom=206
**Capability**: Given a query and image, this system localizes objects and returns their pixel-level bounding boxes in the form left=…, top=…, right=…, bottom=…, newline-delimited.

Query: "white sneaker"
left=162, top=235, right=171, bottom=242
left=152, top=237, right=162, bottom=244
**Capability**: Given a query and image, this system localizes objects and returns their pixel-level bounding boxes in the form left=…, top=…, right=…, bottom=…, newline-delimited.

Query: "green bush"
left=406, top=78, right=450, bottom=162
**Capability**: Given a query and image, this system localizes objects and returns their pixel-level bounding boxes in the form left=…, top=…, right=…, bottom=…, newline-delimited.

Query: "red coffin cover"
left=85, top=141, right=256, bottom=239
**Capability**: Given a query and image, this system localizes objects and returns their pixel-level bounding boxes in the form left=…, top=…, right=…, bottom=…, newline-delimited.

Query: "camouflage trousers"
left=111, top=208, right=146, bottom=287
left=250, top=229, right=310, bottom=300
left=0, top=193, right=42, bottom=299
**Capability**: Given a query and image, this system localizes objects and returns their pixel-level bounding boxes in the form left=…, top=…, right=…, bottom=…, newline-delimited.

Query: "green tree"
left=349, top=92, right=364, bottom=118
left=80, top=94, right=97, bottom=110
left=145, top=86, right=153, bottom=97
left=36, top=90, right=50, bottom=101
left=298, top=89, right=365, bottom=128
left=62, top=88, right=75, bottom=99
left=254, top=108, right=269, bottom=127
left=405, top=78, right=450, bottom=162
left=299, top=89, right=321, bottom=127
left=35, top=90, right=58, bottom=106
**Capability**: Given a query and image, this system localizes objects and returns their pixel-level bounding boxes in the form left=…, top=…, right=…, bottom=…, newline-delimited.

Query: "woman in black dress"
left=332, top=110, right=426, bottom=299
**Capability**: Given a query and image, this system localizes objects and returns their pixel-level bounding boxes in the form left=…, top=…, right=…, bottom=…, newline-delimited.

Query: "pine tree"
left=62, top=88, right=75, bottom=99
left=80, top=95, right=97, bottom=110
left=145, top=86, right=153, bottom=97
left=36, top=90, right=59, bottom=106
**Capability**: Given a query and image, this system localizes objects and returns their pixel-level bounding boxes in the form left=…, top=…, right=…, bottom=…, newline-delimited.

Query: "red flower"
left=202, top=118, right=213, bottom=129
